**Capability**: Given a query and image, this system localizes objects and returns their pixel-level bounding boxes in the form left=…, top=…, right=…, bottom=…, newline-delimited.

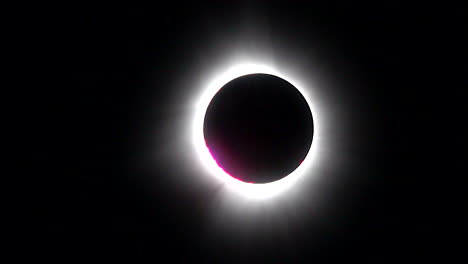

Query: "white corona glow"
left=193, top=62, right=321, bottom=199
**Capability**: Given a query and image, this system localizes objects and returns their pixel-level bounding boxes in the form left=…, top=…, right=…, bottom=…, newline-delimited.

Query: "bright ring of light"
left=193, top=63, right=319, bottom=200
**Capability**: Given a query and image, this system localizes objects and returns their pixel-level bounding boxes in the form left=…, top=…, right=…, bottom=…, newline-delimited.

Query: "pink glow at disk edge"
left=206, top=144, right=235, bottom=180
left=192, top=63, right=320, bottom=200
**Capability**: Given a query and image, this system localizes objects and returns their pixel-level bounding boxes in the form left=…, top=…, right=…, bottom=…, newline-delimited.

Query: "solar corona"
left=192, top=63, right=320, bottom=199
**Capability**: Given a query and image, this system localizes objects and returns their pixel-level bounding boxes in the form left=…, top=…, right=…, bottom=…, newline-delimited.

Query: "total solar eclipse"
left=203, top=73, right=314, bottom=184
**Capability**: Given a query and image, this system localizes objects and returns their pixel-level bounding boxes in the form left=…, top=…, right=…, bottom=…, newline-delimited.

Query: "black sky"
left=9, top=2, right=463, bottom=262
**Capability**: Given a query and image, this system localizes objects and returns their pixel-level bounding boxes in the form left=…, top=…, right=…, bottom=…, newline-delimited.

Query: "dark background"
left=10, top=2, right=463, bottom=261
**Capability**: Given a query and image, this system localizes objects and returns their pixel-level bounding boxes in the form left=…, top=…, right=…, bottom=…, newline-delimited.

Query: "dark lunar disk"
left=203, top=73, right=314, bottom=183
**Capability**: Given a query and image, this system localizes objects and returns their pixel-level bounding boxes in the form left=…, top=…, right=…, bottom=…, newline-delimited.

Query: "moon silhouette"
left=203, top=73, right=314, bottom=184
